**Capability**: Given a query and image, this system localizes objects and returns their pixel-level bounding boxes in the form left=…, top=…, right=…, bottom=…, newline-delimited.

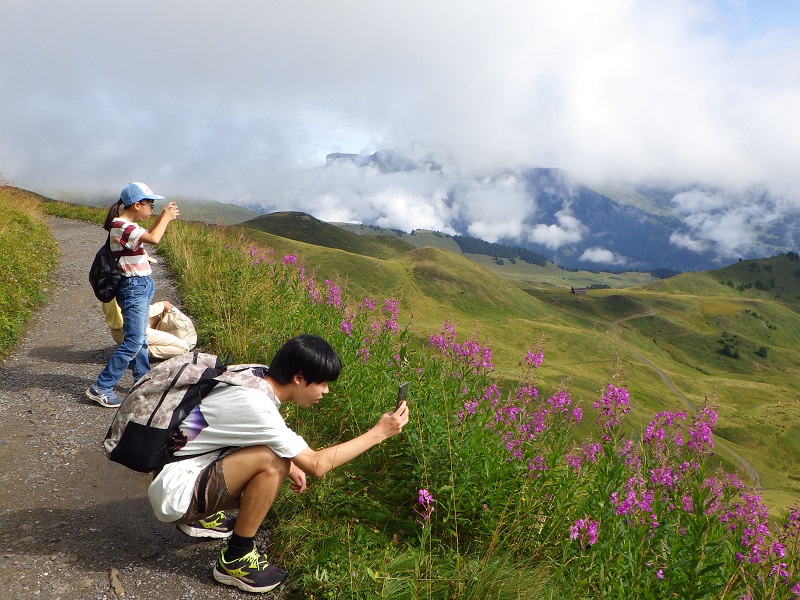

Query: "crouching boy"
left=147, top=334, right=409, bottom=593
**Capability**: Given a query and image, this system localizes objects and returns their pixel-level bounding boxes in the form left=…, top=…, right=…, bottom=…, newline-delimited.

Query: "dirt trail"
left=0, top=217, right=278, bottom=599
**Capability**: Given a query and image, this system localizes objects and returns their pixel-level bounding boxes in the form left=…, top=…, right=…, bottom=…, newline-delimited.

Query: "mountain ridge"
left=323, top=151, right=797, bottom=272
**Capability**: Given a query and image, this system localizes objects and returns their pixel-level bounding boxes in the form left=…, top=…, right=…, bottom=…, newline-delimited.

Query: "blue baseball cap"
left=120, top=182, right=165, bottom=207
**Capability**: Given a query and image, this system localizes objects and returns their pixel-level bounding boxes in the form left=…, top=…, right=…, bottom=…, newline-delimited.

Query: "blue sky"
left=1, top=1, right=799, bottom=260
left=718, top=0, right=800, bottom=38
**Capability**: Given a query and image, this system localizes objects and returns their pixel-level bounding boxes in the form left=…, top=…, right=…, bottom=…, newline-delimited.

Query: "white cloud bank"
left=1, top=1, right=800, bottom=260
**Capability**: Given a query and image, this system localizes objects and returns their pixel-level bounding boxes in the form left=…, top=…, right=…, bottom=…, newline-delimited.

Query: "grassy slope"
left=335, top=221, right=659, bottom=289
left=0, top=188, right=60, bottom=359
left=243, top=212, right=416, bottom=259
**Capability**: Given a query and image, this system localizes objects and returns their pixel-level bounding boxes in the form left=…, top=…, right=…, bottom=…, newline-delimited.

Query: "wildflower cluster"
left=555, top=391, right=800, bottom=598
left=593, top=383, right=630, bottom=441
left=428, top=321, right=493, bottom=374
left=569, top=517, right=599, bottom=549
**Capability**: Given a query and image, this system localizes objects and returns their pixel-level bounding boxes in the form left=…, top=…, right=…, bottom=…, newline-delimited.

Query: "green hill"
left=334, top=221, right=660, bottom=289
left=243, top=212, right=415, bottom=259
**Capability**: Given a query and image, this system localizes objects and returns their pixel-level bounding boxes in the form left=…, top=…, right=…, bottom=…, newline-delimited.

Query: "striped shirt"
left=110, top=218, right=151, bottom=277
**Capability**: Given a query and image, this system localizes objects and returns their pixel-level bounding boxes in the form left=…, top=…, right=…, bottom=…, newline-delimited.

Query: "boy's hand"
left=377, top=401, right=409, bottom=439
left=288, top=462, right=307, bottom=493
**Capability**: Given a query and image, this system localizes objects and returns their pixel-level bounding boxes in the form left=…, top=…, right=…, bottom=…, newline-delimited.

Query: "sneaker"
left=177, top=511, right=236, bottom=539
left=213, top=547, right=288, bottom=593
left=85, top=384, right=123, bottom=408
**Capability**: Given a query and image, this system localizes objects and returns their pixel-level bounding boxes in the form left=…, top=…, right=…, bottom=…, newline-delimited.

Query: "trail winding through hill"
left=611, top=312, right=761, bottom=487
left=0, top=218, right=279, bottom=599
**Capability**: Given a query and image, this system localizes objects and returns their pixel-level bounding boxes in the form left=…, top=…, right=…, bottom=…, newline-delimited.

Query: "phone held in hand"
left=396, top=382, right=410, bottom=411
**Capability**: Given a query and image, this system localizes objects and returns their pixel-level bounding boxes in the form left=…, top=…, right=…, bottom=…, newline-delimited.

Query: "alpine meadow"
left=7, top=185, right=800, bottom=598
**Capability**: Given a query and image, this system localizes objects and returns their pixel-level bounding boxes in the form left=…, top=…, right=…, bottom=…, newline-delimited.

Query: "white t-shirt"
left=147, top=382, right=308, bottom=522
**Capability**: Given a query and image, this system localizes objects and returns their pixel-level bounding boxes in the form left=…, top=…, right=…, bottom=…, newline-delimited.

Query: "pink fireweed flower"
left=687, top=405, right=717, bottom=455
left=483, top=384, right=502, bottom=406
left=428, top=321, right=494, bottom=372
left=771, top=542, right=787, bottom=559
left=582, top=442, right=601, bottom=463
left=643, top=410, right=686, bottom=460
left=649, top=466, right=678, bottom=489
left=340, top=319, right=354, bottom=337
left=565, top=453, right=582, bottom=471
left=384, top=298, right=399, bottom=319
left=594, top=384, right=630, bottom=440
left=356, top=346, right=370, bottom=363
left=306, top=279, right=321, bottom=304
left=282, top=254, right=297, bottom=265
left=569, top=518, right=599, bottom=549
left=618, top=439, right=642, bottom=469
left=413, top=488, right=435, bottom=522
left=770, top=562, right=789, bottom=578
left=780, top=506, right=800, bottom=538
left=525, top=349, right=544, bottom=368
left=325, top=280, right=343, bottom=308
left=361, top=297, right=375, bottom=310
left=456, top=399, right=480, bottom=423
left=381, top=298, right=400, bottom=333
left=722, top=491, right=772, bottom=564
left=547, top=389, right=572, bottom=413
left=516, top=385, right=538, bottom=402
left=527, top=455, right=548, bottom=474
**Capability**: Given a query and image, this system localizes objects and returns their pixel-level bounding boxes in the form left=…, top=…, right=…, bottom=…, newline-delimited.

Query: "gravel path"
left=0, top=217, right=278, bottom=599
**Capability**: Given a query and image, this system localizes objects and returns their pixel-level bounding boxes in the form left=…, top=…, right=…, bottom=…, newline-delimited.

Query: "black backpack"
left=89, top=235, right=122, bottom=302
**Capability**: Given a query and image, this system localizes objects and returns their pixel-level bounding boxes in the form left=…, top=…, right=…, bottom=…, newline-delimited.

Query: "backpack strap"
left=213, top=364, right=277, bottom=405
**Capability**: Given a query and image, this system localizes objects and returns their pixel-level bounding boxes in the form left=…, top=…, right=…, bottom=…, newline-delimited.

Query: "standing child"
left=86, top=182, right=180, bottom=408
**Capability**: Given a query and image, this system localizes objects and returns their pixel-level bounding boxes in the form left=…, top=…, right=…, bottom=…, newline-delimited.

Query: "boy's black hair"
left=268, top=334, right=342, bottom=385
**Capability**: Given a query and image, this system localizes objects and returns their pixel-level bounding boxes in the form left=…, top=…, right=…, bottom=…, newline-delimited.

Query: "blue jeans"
left=96, top=275, right=155, bottom=389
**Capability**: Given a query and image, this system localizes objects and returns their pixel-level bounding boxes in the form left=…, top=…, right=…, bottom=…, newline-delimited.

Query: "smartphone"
left=395, top=382, right=410, bottom=411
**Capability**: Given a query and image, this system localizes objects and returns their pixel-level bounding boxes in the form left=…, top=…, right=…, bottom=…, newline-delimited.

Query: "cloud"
left=579, top=247, right=628, bottom=266
left=668, top=188, right=789, bottom=258
left=460, top=175, right=533, bottom=242
left=2, top=0, right=800, bottom=248
left=261, top=160, right=457, bottom=234
left=669, top=231, right=708, bottom=253
left=528, top=210, right=585, bottom=249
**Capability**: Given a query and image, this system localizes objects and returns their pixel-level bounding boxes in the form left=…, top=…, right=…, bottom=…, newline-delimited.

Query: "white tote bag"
left=152, top=306, right=197, bottom=350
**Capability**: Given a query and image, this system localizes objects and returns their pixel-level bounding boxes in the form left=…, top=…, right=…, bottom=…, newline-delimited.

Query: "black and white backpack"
left=104, top=351, right=271, bottom=473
